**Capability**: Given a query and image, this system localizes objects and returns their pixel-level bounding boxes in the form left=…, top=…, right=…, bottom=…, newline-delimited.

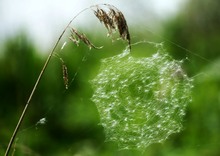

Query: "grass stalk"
left=4, top=7, right=89, bottom=156
left=4, top=4, right=130, bottom=155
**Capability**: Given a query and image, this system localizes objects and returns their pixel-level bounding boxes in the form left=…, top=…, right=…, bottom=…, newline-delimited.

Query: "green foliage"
left=163, top=0, right=220, bottom=75
left=161, top=0, right=220, bottom=155
left=1, top=0, right=220, bottom=154
left=91, top=46, right=193, bottom=151
left=0, top=34, right=101, bottom=156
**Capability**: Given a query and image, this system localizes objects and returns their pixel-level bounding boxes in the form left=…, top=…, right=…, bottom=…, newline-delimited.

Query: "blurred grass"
left=1, top=31, right=220, bottom=156
left=1, top=0, right=220, bottom=155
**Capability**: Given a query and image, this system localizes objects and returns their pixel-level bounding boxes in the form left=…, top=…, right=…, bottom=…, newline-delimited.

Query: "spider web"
left=90, top=45, right=193, bottom=150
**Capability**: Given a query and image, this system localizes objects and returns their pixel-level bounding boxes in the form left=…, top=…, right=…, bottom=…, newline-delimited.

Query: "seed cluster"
left=91, top=48, right=193, bottom=150
left=93, top=4, right=131, bottom=49
left=69, top=28, right=102, bottom=49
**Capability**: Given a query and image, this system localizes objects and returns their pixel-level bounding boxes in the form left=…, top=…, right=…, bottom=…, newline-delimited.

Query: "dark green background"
left=1, top=0, right=220, bottom=155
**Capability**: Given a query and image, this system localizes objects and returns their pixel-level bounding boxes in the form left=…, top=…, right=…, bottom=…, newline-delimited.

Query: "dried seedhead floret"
left=93, top=5, right=131, bottom=49
left=94, top=8, right=115, bottom=35
left=62, top=63, right=68, bottom=90
left=69, top=28, right=103, bottom=49
left=58, top=57, right=69, bottom=90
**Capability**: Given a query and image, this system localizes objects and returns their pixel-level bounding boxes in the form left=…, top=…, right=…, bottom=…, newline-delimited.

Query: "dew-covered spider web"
left=29, top=3, right=196, bottom=153
left=90, top=45, right=193, bottom=151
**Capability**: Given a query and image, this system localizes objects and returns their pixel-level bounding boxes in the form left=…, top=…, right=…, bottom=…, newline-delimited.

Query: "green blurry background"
left=1, top=0, right=220, bottom=155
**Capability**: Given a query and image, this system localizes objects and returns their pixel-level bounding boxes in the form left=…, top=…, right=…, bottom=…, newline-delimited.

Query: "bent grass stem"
left=4, top=4, right=131, bottom=155
left=4, top=7, right=89, bottom=155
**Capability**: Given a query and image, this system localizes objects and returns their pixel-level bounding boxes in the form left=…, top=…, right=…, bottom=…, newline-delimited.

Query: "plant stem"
left=4, top=5, right=105, bottom=155
left=4, top=18, right=73, bottom=156
left=4, top=37, right=57, bottom=156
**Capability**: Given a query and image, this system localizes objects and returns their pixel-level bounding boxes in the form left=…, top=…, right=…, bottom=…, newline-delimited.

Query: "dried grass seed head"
left=93, top=5, right=131, bottom=49
left=62, top=63, right=69, bottom=90
left=94, top=8, right=115, bottom=35
left=69, top=28, right=102, bottom=49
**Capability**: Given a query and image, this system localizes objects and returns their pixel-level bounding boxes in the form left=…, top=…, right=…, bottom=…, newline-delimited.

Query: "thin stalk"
left=4, top=38, right=58, bottom=156
left=4, top=7, right=90, bottom=156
